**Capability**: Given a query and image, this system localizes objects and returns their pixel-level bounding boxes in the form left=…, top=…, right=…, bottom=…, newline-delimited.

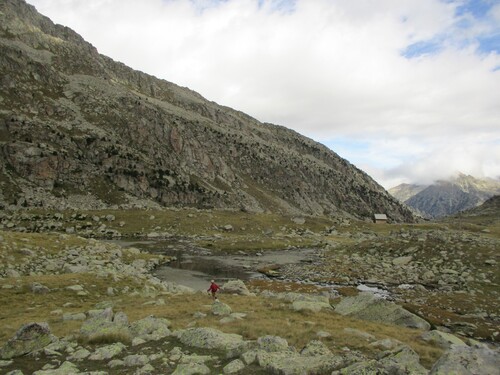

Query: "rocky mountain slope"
left=0, top=0, right=414, bottom=222
left=389, top=174, right=500, bottom=219
left=457, top=195, right=500, bottom=217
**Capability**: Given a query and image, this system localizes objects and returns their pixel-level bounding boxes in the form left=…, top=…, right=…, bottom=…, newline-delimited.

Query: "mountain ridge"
left=389, top=174, right=500, bottom=218
left=0, top=0, right=415, bottom=222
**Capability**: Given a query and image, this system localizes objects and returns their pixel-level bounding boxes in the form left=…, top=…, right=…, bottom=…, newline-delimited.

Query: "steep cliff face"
left=0, top=0, right=415, bottom=222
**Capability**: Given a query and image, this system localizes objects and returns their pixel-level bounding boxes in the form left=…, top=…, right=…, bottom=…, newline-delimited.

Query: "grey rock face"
left=334, top=292, right=431, bottom=330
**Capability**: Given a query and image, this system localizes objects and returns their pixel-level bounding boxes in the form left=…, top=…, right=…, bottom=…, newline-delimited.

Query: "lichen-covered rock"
left=129, top=316, right=171, bottom=340
left=175, top=327, right=245, bottom=356
left=378, top=345, right=427, bottom=375
left=300, top=340, right=332, bottom=357
left=123, top=354, right=149, bottom=367
left=0, top=322, right=55, bottom=359
left=257, top=351, right=345, bottom=375
left=430, top=344, right=500, bottom=374
left=420, top=330, right=467, bottom=349
left=211, top=301, right=232, bottom=316
left=257, top=335, right=289, bottom=352
left=334, top=359, right=385, bottom=375
left=171, top=362, right=211, bottom=375
left=335, top=292, right=430, bottom=330
left=67, top=348, right=91, bottom=361
left=5, top=370, right=24, bottom=375
left=88, top=342, right=126, bottom=361
left=32, top=361, right=80, bottom=375
left=223, top=359, right=246, bottom=374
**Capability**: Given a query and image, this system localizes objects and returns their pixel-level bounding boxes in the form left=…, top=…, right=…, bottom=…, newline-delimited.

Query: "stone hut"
left=374, top=214, right=388, bottom=224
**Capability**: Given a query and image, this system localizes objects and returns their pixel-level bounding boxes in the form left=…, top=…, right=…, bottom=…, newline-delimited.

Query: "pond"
left=114, top=239, right=319, bottom=291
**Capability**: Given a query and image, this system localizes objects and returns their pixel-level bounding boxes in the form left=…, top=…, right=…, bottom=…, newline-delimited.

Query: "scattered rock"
left=31, top=283, right=50, bottom=294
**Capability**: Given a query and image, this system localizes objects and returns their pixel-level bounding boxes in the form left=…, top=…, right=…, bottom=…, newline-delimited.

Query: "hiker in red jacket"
left=207, top=280, right=220, bottom=300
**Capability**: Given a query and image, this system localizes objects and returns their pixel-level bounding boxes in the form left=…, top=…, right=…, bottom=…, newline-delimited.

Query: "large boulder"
left=0, top=322, right=55, bottom=359
left=430, top=344, right=500, bottom=374
left=334, top=292, right=430, bottom=330
left=222, top=280, right=251, bottom=296
left=175, top=327, right=246, bottom=357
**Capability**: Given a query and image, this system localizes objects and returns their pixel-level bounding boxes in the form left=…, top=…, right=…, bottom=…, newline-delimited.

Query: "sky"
left=27, top=0, right=500, bottom=188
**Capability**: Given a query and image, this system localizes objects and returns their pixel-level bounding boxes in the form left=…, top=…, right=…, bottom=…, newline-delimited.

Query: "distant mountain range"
left=0, top=0, right=415, bottom=222
left=389, top=174, right=500, bottom=218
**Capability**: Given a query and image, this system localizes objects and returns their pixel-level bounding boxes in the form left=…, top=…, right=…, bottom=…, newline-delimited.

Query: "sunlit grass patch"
left=247, top=279, right=329, bottom=294
left=195, top=236, right=322, bottom=254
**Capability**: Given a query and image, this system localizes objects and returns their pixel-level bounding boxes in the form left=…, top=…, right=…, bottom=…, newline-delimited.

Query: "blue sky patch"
left=402, top=39, right=444, bottom=58
left=455, top=0, right=493, bottom=18
left=403, top=0, right=500, bottom=58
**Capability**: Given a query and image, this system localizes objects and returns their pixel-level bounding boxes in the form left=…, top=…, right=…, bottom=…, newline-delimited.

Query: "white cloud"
left=27, top=0, right=500, bottom=188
